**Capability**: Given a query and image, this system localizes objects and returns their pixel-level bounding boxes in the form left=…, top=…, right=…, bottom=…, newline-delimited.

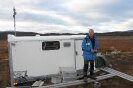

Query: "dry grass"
left=98, top=36, right=133, bottom=52
left=0, top=40, right=10, bottom=87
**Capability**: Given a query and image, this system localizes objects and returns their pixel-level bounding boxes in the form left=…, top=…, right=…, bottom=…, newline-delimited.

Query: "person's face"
left=89, top=30, right=94, bottom=37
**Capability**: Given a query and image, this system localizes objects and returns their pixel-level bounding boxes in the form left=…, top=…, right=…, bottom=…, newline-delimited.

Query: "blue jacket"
left=82, top=35, right=99, bottom=60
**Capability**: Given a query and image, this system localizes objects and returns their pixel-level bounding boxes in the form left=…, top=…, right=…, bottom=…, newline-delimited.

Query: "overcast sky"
left=0, top=0, right=133, bottom=33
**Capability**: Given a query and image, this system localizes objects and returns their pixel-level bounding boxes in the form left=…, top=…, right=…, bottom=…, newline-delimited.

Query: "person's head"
left=89, top=29, right=94, bottom=37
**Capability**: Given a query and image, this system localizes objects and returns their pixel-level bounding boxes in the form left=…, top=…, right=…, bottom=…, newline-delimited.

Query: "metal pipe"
left=13, top=7, right=16, bottom=36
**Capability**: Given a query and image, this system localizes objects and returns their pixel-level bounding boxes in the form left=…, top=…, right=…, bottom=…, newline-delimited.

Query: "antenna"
left=13, top=6, right=17, bottom=36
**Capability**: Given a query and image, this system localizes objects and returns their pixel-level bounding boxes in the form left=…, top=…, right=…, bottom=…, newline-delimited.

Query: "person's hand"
left=94, top=49, right=98, bottom=53
left=91, top=49, right=98, bottom=53
left=90, top=49, right=95, bottom=53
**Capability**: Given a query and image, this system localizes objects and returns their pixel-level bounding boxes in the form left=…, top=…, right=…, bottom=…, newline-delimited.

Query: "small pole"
left=13, top=7, right=17, bottom=36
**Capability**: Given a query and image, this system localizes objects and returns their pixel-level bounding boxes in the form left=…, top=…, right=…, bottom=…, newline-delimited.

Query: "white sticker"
left=86, top=43, right=90, bottom=46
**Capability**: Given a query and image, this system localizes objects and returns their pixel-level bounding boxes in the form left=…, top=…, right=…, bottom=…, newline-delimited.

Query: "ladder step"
left=32, top=80, right=44, bottom=87
left=100, top=67, right=133, bottom=82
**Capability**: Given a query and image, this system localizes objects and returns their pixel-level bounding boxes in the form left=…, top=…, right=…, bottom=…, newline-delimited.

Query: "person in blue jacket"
left=82, top=29, right=99, bottom=81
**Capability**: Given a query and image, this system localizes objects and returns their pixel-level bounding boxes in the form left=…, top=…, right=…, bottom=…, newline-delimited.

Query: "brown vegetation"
left=0, top=40, right=10, bottom=87
left=98, top=36, right=133, bottom=52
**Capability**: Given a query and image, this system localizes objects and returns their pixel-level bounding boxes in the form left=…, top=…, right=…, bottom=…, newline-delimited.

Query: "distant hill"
left=0, top=31, right=38, bottom=40
left=78, top=30, right=133, bottom=36
left=95, top=30, right=133, bottom=36
left=0, top=30, right=133, bottom=40
left=108, top=30, right=133, bottom=36
left=125, top=30, right=133, bottom=32
left=0, top=31, right=84, bottom=40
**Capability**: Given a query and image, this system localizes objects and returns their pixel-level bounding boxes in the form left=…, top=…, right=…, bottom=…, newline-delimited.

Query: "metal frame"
left=8, top=66, right=133, bottom=88
left=73, top=39, right=76, bottom=69
left=36, top=73, right=116, bottom=88
left=8, top=42, right=14, bottom=87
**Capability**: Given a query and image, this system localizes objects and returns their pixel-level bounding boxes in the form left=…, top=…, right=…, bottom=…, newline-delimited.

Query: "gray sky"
left=0, top=0, right=133, bottom=33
